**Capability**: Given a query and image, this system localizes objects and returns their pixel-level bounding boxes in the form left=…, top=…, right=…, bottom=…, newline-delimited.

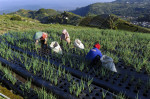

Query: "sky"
left=0, top=0, right=115, bottom=11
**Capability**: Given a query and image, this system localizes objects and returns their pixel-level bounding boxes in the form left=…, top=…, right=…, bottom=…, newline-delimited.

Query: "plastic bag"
left=100, top=55, right=117, bottom=72
left=50, top=41, right=62, bottom=54
left=74, top=39, right=84, bottom=49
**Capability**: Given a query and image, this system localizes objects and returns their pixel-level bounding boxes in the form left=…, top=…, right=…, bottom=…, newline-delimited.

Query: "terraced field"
left=0, top=24, right=149, bottom=99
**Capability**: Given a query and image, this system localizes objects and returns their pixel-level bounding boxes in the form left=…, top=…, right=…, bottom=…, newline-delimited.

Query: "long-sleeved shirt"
left=86, top=47, right=103, bottom=61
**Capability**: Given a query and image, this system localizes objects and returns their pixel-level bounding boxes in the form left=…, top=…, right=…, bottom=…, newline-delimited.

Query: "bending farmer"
left=34, top=32, right=48, bottom=49
left=60, top=29, right=70, bottom=44
left=86, top=42, right=103, bottom=66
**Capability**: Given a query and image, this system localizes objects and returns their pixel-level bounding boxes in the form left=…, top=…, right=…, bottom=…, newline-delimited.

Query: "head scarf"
left=94, top=43, right=101, bottom=49
left=61, top=29, right=69, bottom=39
left=42, top=32, right=48, bottom=39
left=62, top=29, right=67, bottom=34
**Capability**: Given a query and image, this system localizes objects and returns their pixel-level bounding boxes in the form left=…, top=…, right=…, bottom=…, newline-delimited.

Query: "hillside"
left=0, top=15, right=52, bottom=34
left=137, top=15, right=150, bottom=22
left=71, top=2, right=150, bottom=17
left=43, top=11, right=82, bottom=25
left=114, top=0, right=150, bottom=3
left=79, top=14, right=150, bottom=33
left=10, top=9, right=60, bottom=23
left=9, top=9, right=82, bottom=25
left=1, top=13, right=149, bottom=34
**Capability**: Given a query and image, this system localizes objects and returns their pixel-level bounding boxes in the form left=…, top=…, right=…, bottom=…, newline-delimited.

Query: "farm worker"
left=40, top=33, right=48, bottom=49
left=33, top=32, right=48, bottom=49
left=60, top=29, right=71, bottom=44
left=85, top=42, right=103, bottom=66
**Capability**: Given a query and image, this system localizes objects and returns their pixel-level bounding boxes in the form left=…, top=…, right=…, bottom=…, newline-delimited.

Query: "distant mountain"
left=0, top=5, right=41, bottom=15
left=71, top=2, right=150, bottom=17
left=79, top=14, right=150, bottom=33
left=114, top=0, right=150, bottom=3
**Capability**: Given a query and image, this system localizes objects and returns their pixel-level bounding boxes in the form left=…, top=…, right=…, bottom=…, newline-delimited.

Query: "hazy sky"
left=0, top=0, right=115, bottom=11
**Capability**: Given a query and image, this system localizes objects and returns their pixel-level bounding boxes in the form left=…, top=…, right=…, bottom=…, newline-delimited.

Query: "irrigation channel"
left=0, top=35, right=150, bottom=99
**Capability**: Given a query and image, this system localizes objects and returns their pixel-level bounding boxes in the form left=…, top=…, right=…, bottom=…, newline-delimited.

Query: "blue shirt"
left=86, top=48, right=103, bottom=61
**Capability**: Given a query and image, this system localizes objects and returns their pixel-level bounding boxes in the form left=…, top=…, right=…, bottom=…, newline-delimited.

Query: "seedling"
left=0, top=64, right=17, bottom=85
left=116, top=93, right=126, bottom=99
left=79, top=62, right=84, bottom=72
left=76, top=83, right=82, bottom=97
left=135, top=92, right=139, bottom=99
left=25, top=79, right=32, bottom=93
left=88, top=85, right=93, bottom=93
left=54, top=75, right=58, bottom=85
left=102, top=89, right=108, bottom=99
left=69, top=59, right=73, bottom=68
left=62, top=57, right=66, bottom=65
left=66, top=72, right=72, bottom=82
left=35, top=87, right=56, bottom=99
left=58, top=66, right=62, bottom=77
left=87, top=77, right=93, bottom=87
left=69, top=85, right=73, bottom=94
left=80, top=78, right=85, bottom=90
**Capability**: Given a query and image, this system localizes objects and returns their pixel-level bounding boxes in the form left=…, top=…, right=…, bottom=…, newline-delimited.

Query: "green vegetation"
left=80, top=14, right=150, bottom=33
left=115, top=0, right=150, bottom=3
left=0, top=41, right=91, bottom=97
left=0, top=63, right=23, bottom=99
left=44, top=11, right=82, bottom=25
left=35, top=88, right=57, bottom=99
left=9, top=9, right=81, bottom=25
left=0, top=85, right=23, bottom=99
left=116, top=93, right=126, bottom=99
left=0, top=63, right=17, bottom=85
left=0, top=11, right=149, bottom=98
left=10, top=15, right=22, bottom=21
left=0, top=23, right=149, bottom=74
left=3, top=10, right=150, bottom=33
left=71, top=2, right=150, bottom=17
left=0, top=95, right=5, bottom=99
left=0, top=51, right=57, bottom=99
left=0, top=15, right=50, bottom=34
left=10, top=8, right=59, bottom=23
left=137, top=14, right=150, bottom=22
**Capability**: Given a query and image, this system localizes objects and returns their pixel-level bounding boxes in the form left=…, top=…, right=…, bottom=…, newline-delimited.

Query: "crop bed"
left=3, top=43, right=150, bottom=99
left=0, top=64, right=38, bottom=99
left=0, top=31, right=149, bottom=99
left=0, top=43, right=116, bottom=99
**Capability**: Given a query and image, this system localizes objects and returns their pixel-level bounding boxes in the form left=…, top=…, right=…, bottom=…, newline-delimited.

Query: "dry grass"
left=0, top=85, right=23, bottom=99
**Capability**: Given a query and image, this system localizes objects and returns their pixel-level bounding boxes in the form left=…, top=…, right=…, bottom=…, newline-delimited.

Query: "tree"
left=108, top=15, right=118, bottom=29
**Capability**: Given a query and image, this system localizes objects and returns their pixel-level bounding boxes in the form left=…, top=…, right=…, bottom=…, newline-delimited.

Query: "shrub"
left=10, top=16, right=22, bottom=21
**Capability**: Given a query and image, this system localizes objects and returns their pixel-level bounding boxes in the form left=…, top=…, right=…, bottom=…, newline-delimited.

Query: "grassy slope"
left=0, top=14, right=84, bottom=34
left=0, top=15, right=51, bottom=34
left=0, top=15, right=150, bottom=73
left=8, top=9, right=150, bottom=33
left=79, top=14, right=150, bottom=33
left=9, top=9, right=59, bottom=19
